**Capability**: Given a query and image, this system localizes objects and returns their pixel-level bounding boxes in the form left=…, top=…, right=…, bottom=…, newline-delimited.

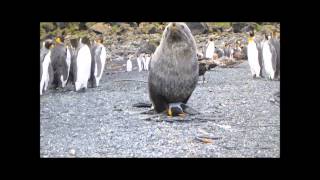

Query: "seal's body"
left=148, top=22, right=199, bottom=113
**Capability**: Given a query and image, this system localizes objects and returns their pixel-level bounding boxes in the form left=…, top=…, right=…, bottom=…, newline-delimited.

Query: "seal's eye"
left=180, top=25, right=184, bottom=29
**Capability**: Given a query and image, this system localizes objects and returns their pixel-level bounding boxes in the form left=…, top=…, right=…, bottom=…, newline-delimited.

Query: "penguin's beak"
left=168, top=108, right=173, bottom=117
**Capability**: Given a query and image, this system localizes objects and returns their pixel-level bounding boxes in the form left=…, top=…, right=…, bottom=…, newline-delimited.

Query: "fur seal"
left=148, top=22, right=199, bottom=115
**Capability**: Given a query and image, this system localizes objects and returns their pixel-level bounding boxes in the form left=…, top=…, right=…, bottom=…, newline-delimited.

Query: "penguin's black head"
left=264, top=33, right=271, bottom=40
left=249, top=31, right=254, bottom=37
left=70, top=38, right=79, bottom=49
left=95, top=35, right=104, bottom=44
left=44, top=40, right=54, bottom=49
left=81, top=36, right=91, bottom=46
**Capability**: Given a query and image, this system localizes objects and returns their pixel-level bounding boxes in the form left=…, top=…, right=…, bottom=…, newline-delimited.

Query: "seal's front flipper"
left=140, top=109, right=156, bottom=115
left=133, top=102, right=152, bottom=108
left=181, top=104, right=201, bottom=115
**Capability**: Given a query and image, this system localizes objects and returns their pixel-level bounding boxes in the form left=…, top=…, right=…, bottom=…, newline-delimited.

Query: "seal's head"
left=162, top=22, right=195, bottom=46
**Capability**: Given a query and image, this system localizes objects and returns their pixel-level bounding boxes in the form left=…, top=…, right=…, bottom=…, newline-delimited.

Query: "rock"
left=232, top=22, right=257, bottom=33
left=128, top=22, right=138, bottom=27
left=41, top=23, right=56, bottom=33
left=241, top=46, right=248, bottom=59
left=69, top=149, right=76, bottom=156
left=55, top=22, right=67, bottom=29
left=79, top=22, right=88, bottom=30
left=138, top=40, right=157, bottom=54
left=210, top=26, right=224, bottom=33
left=233, top=51, right=243, bottom=60
left=89, top=23, right=109, bottom=34
left=148, top=26, right=157, bottom=34
left=185, top=22, right=209, bottom=35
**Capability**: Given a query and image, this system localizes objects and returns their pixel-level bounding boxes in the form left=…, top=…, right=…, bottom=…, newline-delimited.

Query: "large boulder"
left=232, top=22, right=257, bottom=33
left=185, top=22, right=209, bottom=35
left=148, top=26, right=157, bottom=34
left=89, top=23, right=109, bottom=34
left=41, top=23, right=56, bottom=33
left=55, top=22, right=67, bottom=29
left=138, top=40, right=157, bottom=54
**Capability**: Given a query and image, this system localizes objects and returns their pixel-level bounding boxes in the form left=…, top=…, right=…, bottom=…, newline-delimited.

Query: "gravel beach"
left=40, top=60, right=280, bottom=158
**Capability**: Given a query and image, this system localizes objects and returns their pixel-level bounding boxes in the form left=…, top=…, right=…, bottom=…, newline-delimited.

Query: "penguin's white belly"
left=262, top=43, right=275, bottom=79
left=98, top=45, right=107, bottom=80
left=40, top=51, right=51, bottom=95
left=145, top=57, right=150, bottom=70
left=247, top=43, right=260, bottom=77
left=127, top=59, right=132, bottom=72
left=61, top=48, right=71, bottom=88
left=205, top=42, right=215, bottom=58
left=137, top=57, right=142, bottom=72
left=76, top=45, right=91, bottom=90
left=95, top=45, right=106, bottom=86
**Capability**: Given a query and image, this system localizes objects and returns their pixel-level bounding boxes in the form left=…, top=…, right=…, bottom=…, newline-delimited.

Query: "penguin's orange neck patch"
left=248, top=37, right=254, bottom=43
left=55, top=37, right=62, bottom=44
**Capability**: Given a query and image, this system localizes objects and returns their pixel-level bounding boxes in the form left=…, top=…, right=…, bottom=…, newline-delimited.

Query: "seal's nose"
left=172, top=22, right=176, bottom=27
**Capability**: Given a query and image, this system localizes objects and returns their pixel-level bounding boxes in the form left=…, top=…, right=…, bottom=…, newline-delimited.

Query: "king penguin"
left=247, top=31, right=262, bottom=78
left=40, top=39, right=54, bottom=95
left=126, top=55, right=133, bottom=72
left=50, top=36, right=71, bottom=89
left=89, top=36, right=107, bottom=88
left=144, top=53, right=151, bottom=71
left=73, top=37, right=92, bottom=91
left=270, top=31, right=280, bottom=80
left=205, top=37, right=215, bottom=59
left=137, top=53, right=144, bottom=72
left=262, top=33, right=278, bottom=80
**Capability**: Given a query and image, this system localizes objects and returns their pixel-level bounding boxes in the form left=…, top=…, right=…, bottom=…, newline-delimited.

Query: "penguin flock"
left=40, top=35, right=107, bottom=95
left=126, top=53, right=152, bottom=72
left=247, top=30, right=280, bottom=80
left=200, top=30, right=280, bottom=81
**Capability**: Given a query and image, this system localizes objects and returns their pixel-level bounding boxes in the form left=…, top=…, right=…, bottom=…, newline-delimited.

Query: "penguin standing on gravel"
left=205, top=37, right=215, bottom=59
left=144, top=53, right=151, bottom=71
left=73, top=37, right=92, bottom=91
left=137, top=53, right=144, bottom=72
left=50, top=36, right=71, bottom=89
left=89, top=36, right=107, bottom=87
left=126, top=54, right=133, bottom=72
left=40, top=39, right=54, bottom=95
left=247, top=31, right=262, bottom=78
left=262, top=33, right=278, bottom=80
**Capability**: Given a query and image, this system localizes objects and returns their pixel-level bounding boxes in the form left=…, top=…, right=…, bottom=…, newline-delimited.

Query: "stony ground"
left=40, top=61, right=280, bottom=158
